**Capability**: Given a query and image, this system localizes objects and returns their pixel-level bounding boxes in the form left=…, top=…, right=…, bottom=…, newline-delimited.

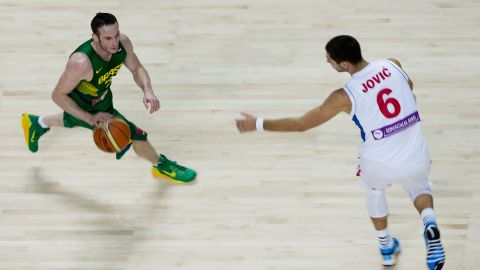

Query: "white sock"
left=421, top=208, right=437, bottom=227
left=38, top=116, right=49, bottom=129
left=377, top=228, right=393, bottom=249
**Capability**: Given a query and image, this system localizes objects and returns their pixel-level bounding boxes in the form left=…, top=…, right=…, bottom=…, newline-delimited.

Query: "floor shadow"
left=27, top=166, right=174, bottom=268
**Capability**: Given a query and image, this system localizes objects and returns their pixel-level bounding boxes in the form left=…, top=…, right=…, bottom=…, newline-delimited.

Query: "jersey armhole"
left=386, top=59, right=410, bottom=83
left=343, top=85, right=356, bottom=118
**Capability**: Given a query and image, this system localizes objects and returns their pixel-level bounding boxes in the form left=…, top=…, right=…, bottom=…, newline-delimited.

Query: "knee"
left=366, top=188, right=389, bottom=218
left=407, top=182, right=433, bottom=202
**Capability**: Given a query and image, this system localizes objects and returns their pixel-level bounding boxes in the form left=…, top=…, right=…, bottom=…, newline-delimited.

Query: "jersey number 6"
left=377, top=88, right=401, bottom=118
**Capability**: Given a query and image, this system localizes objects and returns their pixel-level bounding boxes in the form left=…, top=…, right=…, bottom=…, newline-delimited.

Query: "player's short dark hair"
left=91, top=12, right=117, bottom=36
left=325, top=35, right=363, bottom=64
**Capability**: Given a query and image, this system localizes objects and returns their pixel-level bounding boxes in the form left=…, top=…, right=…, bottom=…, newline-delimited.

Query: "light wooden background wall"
left=0, top=0, right=479, bottom=269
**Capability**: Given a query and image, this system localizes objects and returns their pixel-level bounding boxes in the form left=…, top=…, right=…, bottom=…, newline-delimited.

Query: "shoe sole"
left=383, top=247, right=401, bottom=267
left=21, top=113, right=32, bottom=150
left=151, top=167, right=195, bottom=184
left=383, top=255, right=398, bottom=267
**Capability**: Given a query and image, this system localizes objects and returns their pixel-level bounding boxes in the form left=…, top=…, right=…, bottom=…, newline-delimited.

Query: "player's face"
left=95, top=22, right=120, bottom=54
left=326, top=53, right=346, bottom=72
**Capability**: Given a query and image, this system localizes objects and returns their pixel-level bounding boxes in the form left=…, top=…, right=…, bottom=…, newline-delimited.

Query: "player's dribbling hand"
left=143, top=91, right=160, bottom=114
left=236, top=112, right=257, bottom=133
left=91, top=112, right=113, bottom=128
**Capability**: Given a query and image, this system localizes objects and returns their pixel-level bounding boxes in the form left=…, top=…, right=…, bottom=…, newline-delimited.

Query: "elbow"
left=296, top=121, right=310, bottom=132
left=297, top=126, right=308, bottom=132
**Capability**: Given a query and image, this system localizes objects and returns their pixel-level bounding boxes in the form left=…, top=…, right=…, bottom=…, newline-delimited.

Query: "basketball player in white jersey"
left=235, top=35, right=445, bottom=270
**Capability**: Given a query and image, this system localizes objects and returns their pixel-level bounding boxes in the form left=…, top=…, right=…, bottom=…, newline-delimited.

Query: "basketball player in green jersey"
left=21, top=12, right=196, bottom=183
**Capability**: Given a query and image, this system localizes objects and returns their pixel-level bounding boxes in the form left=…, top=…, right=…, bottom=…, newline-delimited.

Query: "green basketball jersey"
left=68, top=39, right=127, bottom=112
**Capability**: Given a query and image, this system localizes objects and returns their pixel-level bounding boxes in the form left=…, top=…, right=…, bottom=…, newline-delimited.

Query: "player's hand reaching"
left=143, top=91, right=160, bottom=114
left=236, top=112, right=258, bottom=133
left=91, top=112, right=113, bottom=128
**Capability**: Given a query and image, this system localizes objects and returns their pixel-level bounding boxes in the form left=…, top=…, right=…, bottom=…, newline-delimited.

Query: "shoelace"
left=160, top=156, right=187, bottom=171
left=423, top=224, right=445, bottom=264
left=426, top=239, right=444, bottom=260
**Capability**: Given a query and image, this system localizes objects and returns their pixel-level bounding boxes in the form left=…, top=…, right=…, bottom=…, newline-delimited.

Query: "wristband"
left=256, top=118, right=264, bottom=131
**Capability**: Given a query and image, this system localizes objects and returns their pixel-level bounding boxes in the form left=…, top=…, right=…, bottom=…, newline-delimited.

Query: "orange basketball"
left=93, top=117, right=131, bottom=153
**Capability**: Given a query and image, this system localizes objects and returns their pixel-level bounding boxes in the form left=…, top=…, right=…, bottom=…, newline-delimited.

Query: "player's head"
left=325, top=35, right=363, bottom=72
left=91, top=12, right=120, bottom=54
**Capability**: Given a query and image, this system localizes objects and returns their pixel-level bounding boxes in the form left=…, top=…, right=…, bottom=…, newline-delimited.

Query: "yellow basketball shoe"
left=21, top=113, right=50, bottom=153
left=152, top=154, right=196, bottom=183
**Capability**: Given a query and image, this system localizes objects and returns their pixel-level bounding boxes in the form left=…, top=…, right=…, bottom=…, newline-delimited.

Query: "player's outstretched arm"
left=236, top=89, right=351, bottom=133
left=121, top=34, right=160, bottom=114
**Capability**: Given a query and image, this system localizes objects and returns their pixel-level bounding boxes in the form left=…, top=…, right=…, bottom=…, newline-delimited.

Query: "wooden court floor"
left=0, top=1, right=479, bottom=269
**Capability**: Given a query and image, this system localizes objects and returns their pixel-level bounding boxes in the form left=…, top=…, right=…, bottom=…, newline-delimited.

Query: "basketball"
left=93, top=117, right=131, bottom=153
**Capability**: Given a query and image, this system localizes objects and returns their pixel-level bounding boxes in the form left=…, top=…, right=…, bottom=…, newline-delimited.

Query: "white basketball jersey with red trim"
left=343, top=59, right=429, bottom=167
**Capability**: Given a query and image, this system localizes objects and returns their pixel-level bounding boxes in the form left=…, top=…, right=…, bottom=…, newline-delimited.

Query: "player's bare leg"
left=42, top=113, right=65, bottom=127
left=132, top=140, right=158, bottom=164
left=367, top=189, right=400, bottom=267
left=414, top=194, right=445, bottom=270
left=371, top=215, right=401, bottom=266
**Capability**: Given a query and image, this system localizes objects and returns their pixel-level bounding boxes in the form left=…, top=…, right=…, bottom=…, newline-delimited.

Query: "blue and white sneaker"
left=424, top=223, right=445, bottom=270
left=379, top=237, right=401, bottom=266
